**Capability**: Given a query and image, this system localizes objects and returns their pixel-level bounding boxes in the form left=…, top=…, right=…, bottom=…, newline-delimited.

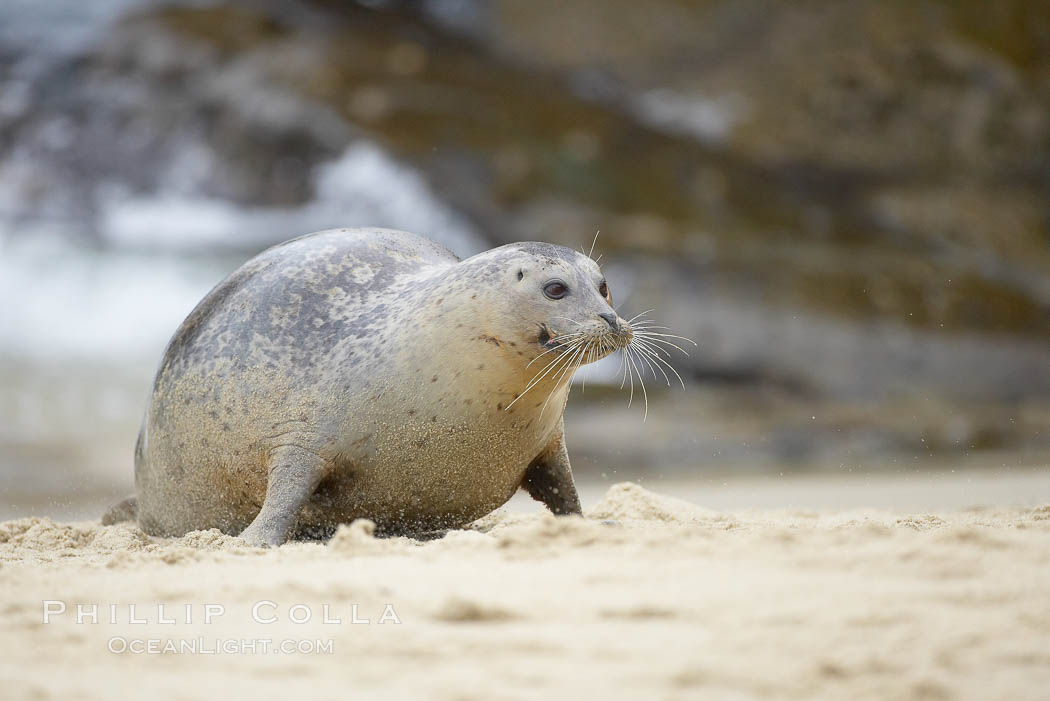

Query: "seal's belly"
left=304, top=422, right=545, bottom=531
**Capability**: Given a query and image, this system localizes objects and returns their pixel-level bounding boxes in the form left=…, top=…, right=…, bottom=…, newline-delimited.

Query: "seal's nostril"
left=599, top=312, right=618, bottom=330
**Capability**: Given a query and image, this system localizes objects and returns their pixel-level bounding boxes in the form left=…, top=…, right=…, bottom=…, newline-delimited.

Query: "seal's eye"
left=543, top=281, right=569, bottom=300
left=517, top=270, right=524, bottom=281
left=598, top=280, right=608, bottom=298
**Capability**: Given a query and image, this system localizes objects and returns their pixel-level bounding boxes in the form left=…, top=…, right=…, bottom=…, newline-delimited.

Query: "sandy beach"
left=3, top=1, right=1050, bottom=699
left=3, top=473, right=1049, bottom=700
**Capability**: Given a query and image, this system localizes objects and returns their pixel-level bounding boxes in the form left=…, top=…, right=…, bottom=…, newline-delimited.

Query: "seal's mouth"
left=537, top=324, right=567, bottom=351
left=536, top=323, right=579, bottom=351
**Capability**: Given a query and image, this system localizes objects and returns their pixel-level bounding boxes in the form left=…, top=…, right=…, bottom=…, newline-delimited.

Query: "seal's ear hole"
left=517, top=270, right=524, bottom=281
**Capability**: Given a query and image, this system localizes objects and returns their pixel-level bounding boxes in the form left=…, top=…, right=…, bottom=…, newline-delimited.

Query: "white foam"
left=99, top=142, right=485, bottom=256
left=313, top=142, right=484, bottom=256
left=0, top=0, right=155, bottom=57
left=1, top=142, right=485, bottom=363
left=633, top=89, right=743, bottom=143
left=0, top=235, right=223, bottom=363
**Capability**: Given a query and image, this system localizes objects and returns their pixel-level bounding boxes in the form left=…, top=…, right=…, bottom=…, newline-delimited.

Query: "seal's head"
left=484, top=242, right=632, bottom=365
left=449, top=239, right=693, bottom=417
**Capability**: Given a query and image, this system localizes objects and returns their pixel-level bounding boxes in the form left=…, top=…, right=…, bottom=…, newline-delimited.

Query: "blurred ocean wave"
left=0, top=0, right=151, bottom=56
left=0, top=235, right=222, bottom=361
left=0, top=142, right=485, bottom=362
left=98, top=142, right=485, bottom=254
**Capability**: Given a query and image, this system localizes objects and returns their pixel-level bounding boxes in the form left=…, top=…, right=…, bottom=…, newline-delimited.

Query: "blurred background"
left=1, top=0, right=1048, bottom=519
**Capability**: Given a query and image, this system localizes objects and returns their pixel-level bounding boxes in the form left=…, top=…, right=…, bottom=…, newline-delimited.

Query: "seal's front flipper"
left=239, top=446, right=328, bottom=547
left=102, top=495, right=137, bottom=525
left=522, top=425, right=582, bottom=516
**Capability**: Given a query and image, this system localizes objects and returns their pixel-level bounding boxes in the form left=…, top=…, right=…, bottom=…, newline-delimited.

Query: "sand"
left=2, top=480, right=1050, bottom=700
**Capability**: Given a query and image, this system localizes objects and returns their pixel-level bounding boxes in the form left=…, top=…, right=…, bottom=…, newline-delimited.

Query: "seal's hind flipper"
left=101, top=495, right=138, bottom=525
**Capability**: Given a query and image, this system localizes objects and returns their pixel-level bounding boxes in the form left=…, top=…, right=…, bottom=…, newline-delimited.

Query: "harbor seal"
left=119, top=228, right=635, bottom=546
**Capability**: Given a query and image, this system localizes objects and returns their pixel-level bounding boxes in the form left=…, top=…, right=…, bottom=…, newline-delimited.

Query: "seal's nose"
left=599, top=312, right=618, bottom=330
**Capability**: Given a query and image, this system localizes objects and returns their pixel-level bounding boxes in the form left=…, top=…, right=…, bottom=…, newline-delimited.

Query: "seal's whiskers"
left=629, top=339, right=669, bottom=387
left=610, top=309, right=696, bottom=421
left=509, top=309, right=693, bottom=422
left=517, top=342, right=582, bottom=397
left=527, top=331, right=587, bottom=368
left=632, top=337, right=687, bottom=388
left=634, top=343, right=673, bottom=387
left=624, top=344, right=650, bottom=420
left=539, top=338, right=590, bottom=417
left=588, top=230, right=601, bottom=259
left=630, top=331, right=696, bottom=355
left=507, top=337, right=587, bottom=410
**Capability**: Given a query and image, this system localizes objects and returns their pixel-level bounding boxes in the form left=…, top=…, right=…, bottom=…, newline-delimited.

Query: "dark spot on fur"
left=431, top=416, right=437, bottom=422
left=431, top=376, right=438, bottom=382
left=497, top=402, right=503, bottom=411
left=408, top=409, right=416, bottom=415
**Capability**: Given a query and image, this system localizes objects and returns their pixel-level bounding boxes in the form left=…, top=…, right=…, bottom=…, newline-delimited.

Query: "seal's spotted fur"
left=128, top=228, right=628, bottom=546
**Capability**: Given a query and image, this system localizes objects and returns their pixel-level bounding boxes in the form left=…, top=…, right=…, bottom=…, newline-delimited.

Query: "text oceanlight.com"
left=107, top=637, right=335, bottom=655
